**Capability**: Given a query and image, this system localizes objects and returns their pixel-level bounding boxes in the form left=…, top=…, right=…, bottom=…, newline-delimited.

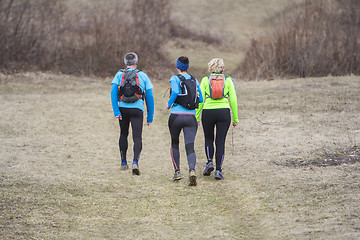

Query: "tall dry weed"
left=0, top=0, right=65, bottom=71
left=237, top=0, right=360, bottom=80
left=0, top=0, right=173, bottom=76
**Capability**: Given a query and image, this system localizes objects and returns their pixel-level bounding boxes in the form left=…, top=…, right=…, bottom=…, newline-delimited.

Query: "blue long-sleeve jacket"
left=111, top=68, right=154, bottom=123
left=167, top=74, right=203, bottom=114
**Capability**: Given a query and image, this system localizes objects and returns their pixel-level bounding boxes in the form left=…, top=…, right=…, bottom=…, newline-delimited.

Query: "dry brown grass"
left=0, top=0, right=303, bottom=78
left=0, top=0, right=172, bottom=77
left=1, top=72, right=359, bottom=239
left=237, top=0, right=360, bottom=80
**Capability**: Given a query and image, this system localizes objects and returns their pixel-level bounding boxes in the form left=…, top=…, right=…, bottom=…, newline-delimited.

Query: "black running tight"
left=118, top=107, right=143, bottom=162
left=168, top=114, right=198, bottom=172
left=201, top=108, right=231, bottom=171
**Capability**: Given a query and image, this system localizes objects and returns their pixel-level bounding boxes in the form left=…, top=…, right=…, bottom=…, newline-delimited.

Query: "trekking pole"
left=231, top=126, right=234, bottom=155
left=163, top=88, right=170, bottom=97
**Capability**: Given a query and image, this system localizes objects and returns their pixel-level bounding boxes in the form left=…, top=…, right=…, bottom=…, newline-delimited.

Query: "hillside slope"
left=1, top=73, right=359, bottom=239
left=167, top=0, right=297, bottom=76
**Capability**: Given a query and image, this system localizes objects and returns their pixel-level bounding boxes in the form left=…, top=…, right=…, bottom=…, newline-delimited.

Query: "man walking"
left=110, top=52, right=154, bottom=175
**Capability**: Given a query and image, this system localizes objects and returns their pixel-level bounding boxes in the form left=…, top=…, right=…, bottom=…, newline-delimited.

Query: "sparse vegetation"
left=0, top=0, right=221, bottom=77
left=273, top=145, right=360, bottom=167
left=237, top=0, right=360, bottom=80
left=1, top=0, right=360, bottom=239
left=1, top=72, right=359, bottom=239
left=0, top=0, right=175, bottom=76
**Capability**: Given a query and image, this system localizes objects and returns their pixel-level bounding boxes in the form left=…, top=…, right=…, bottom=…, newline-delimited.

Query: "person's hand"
left=147, top=122, right=152, bottom=126
left=115, top=115, right=122, bottom=120
left=233, top=122, right=238, bottom=127
left=166, top=104, right=171, bottom=110
left=197, top=122, right=200, bottom=126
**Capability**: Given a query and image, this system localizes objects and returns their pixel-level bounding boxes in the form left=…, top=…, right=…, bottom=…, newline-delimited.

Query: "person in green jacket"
left=196, top=58, right=239, bottom=180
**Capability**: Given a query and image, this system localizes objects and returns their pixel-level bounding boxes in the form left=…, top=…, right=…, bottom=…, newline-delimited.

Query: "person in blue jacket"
left=111, top=52, right=154, bottom=175
left=167, top=56, right=203, bottom=186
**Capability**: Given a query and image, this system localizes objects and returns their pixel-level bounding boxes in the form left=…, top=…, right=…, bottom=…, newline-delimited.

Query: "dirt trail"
left=1, top=73, right=359, bottom=239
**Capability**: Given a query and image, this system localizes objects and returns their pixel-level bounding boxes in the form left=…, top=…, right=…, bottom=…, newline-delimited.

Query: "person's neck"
left=127, top=65, right=137, bottom=69
left=178, top=70, right=188, bottom=74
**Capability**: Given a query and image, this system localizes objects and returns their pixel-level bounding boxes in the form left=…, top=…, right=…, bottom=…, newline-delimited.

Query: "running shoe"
left=203, top=161, right=214, bottom=176
left=120, top=163, right=129, bottom=171
left=173, top=171, right=182, bottom=181
left=214, top=170, right=224, bottom=180
left=132, top=163, right=140, bottom=175
left=189, top=170, right=197, bottom=186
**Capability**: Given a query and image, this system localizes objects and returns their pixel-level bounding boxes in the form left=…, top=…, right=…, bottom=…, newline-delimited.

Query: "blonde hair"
left=208, top=58, right=224, bottom=73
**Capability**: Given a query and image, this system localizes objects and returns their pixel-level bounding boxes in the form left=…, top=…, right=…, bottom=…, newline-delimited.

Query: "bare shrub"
left=237, top=0, right=360, bottom=80
left=129, top=0, right=172, bottom=74
left=0, top=0, right=173, bottom=77
left=0, top=0, right=65, bottom=71
left=0, top=0, right=223, bottom=77
left=57, top=3, right=132, bottom=75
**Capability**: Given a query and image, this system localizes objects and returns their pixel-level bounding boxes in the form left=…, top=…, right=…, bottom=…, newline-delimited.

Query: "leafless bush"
left=237, top=0, right=360, bottom=80
left=57, top=3, right=132, bottom=75
left=0, top=0, right=65, bottom=71
left=0, top=0, right=173, bottom=76
left=129, top=0, right=172, bottom=73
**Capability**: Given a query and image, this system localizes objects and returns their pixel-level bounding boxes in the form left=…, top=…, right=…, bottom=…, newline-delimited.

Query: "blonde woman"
left=196, top=58, right=239, bottom=180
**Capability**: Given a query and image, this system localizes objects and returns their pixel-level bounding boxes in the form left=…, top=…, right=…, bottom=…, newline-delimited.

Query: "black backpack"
left=173, top=74, right=199, bottom=110
left=118, top=69, right=144, bottom=103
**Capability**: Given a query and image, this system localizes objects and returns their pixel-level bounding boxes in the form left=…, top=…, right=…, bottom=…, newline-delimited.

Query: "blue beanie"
left=177, top=57, right=189, bottom=71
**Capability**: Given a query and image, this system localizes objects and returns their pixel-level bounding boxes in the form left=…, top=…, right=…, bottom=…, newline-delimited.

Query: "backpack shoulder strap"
left=225, top=75, right=236, bottom=89
left=134, top=69, right=140, bottom=87
left=177, top=74, right=186, bottom=81
left=222, top=74, right=227, bottom=98
left=222, top=75, right=236, bottom=98
left=206, top=75, right=212, bottom=98
left=120, top=69, right=128, bottom=86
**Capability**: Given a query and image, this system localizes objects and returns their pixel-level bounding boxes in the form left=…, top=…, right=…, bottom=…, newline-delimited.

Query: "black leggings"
left=168, top=114, right=198, bottom=172
left=118, top=107, right=143, bottom=162
left=201, top=108, right=231, bottom=171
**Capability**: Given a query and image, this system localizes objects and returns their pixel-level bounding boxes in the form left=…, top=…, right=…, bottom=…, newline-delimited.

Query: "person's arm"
left=167, top=77, right=179, bottom=108
left=145, top=89, right=154, bottom=123
left=168, top=92, right=178, bottom=108
left=197, top=81, right=203, bottom=103
left=138, top=71, right=154, bottom=124
left=111, top=83, right=121, bottom=118
left=195, top=77, right=206, bottom=122
left=227, top=78, right=239, bottom=124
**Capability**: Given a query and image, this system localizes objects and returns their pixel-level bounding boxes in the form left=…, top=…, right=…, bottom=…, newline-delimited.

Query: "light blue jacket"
left=167, top=74, right=203, bottom=115
left=111, top=68, right=154, bottom=123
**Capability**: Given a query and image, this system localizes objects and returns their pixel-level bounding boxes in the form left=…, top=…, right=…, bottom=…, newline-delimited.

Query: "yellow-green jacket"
left=195, top=73, right=239, bottom=123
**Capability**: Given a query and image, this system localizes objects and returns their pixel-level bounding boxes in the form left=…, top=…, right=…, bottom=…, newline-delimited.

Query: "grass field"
left=1, top=72, right=359, bottom=239
left=1, top=0, right=360, bottom=239
left=167, top=0, right=300, bottom=76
